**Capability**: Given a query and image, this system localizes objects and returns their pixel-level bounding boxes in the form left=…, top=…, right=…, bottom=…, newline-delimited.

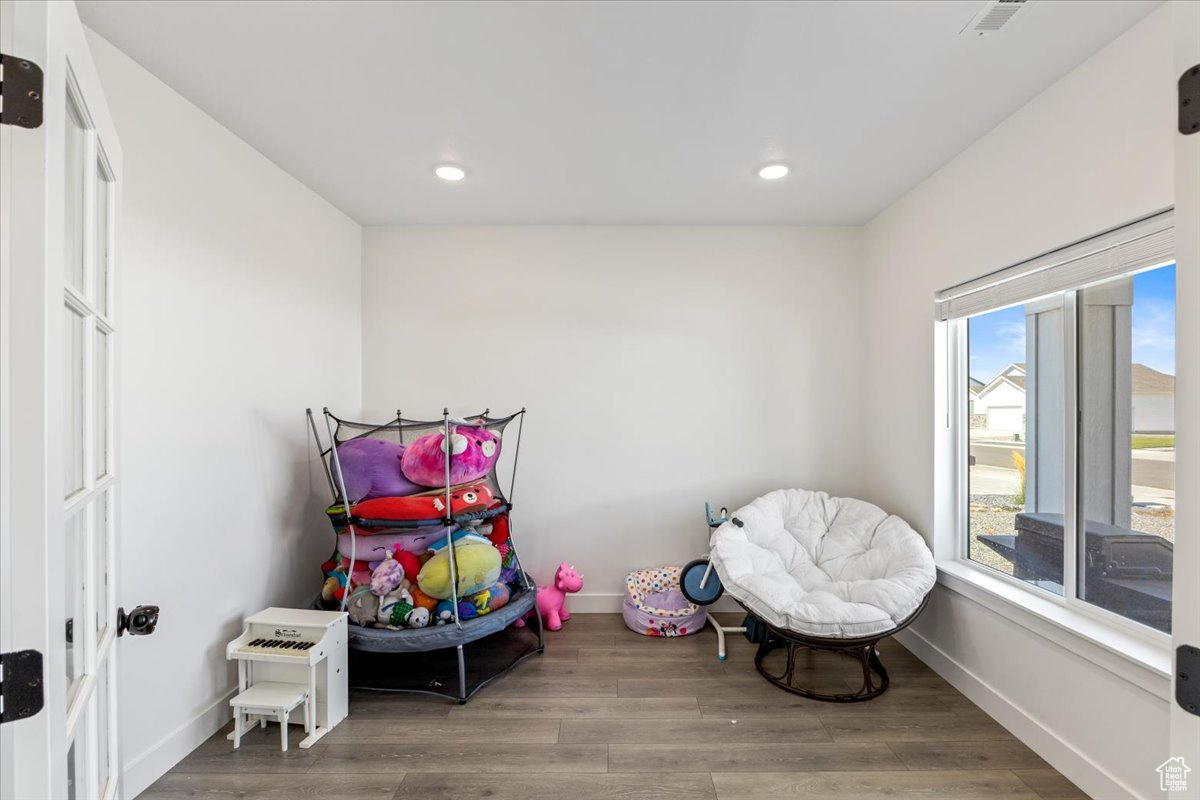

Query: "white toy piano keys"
left=226, top=607, right=348, bottom=749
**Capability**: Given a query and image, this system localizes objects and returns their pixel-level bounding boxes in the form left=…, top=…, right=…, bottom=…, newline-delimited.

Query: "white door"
left=1171, top=0, right=1200, bottom=788
left=0, top=1, right=122, bottom=797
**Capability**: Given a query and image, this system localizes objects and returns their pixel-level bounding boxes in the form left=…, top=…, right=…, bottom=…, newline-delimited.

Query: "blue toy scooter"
left=679, top=503, right=746, bottom=660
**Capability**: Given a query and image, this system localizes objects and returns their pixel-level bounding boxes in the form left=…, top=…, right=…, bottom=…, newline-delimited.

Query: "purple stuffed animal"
left=335, top=438, right=423, bottom=502
left=400, top=425, right=502, bottom=488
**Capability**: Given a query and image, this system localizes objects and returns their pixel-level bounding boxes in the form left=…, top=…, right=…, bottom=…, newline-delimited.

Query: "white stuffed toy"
left=405, top=606, right=431, bottom=628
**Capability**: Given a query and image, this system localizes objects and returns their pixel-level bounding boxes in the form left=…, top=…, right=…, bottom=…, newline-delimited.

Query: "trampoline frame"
left=306, top=406, right=544, bottom=704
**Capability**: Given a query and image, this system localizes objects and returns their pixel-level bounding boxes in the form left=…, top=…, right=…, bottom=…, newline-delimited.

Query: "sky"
left=969, top=263, right=1176, bottom=385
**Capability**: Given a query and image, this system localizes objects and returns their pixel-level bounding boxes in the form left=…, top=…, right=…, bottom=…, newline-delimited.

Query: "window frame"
left=940, top=221, right=1176, bottom=658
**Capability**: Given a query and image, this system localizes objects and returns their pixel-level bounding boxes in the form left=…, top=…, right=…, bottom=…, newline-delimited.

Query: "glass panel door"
left=60, top=74, right=120, bottom=800
left=0, top=2, right=122, bottom=797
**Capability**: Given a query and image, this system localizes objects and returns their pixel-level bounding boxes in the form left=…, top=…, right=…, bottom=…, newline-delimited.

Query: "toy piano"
left=225, top=607, right=348, bottom=749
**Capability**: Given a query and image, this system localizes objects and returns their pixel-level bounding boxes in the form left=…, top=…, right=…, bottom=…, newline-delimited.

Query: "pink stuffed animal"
left=400, top=425, right=502, bottom=488
left=515, top=562, right=583, bottom=631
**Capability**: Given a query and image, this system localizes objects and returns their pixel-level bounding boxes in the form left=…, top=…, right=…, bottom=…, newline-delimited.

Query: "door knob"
left=117, top=605, right=160, bottom=637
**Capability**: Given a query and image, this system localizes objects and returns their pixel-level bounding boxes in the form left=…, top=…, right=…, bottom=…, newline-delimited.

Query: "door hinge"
left=0, top=650, right=45, bottom=724
left=1182, top=64, right=1200, bottom=136
left=0, top=53, right=45, bottom=129
left=1178, top=644, right=1200, bottom=717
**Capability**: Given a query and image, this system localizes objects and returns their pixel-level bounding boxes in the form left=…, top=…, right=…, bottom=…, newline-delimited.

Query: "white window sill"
left=934, top=559, right=1172, bottom=699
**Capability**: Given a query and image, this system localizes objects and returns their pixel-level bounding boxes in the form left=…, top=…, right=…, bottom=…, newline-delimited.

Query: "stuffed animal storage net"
left=308, top=408, right=542, bottom=702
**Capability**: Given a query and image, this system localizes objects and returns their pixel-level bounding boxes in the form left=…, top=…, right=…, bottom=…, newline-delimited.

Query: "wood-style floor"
left=139, top=614, right=1089, bottom=799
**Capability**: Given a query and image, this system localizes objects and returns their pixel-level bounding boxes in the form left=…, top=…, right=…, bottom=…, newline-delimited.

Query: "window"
left=967, top=300, right=1064, bottom=595
left=941, top=212, right=1175, bottom=635
left=1077, top=265, right=1175, bottom=631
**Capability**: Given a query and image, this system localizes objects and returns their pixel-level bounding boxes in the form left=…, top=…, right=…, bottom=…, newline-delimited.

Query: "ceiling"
left=79, top=0, right=1160, bottom=226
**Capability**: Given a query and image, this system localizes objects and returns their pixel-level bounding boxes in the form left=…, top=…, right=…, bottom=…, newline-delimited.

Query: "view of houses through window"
left=966, top=263, right=1175, bottom=633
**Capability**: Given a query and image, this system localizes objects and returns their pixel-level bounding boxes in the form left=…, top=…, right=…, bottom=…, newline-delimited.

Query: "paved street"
left=969, top=464, right=1175, bottom=508
left=969, top=440, right=1174, bottom=490
left=1130, top=448, right=1176, bottom=492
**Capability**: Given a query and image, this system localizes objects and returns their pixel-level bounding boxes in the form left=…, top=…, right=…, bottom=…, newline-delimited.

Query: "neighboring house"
left=972, top=362, right=1175, bottom=436
left=973, top=364, right=1026, bottom=435
left=1130, top=363, right=1175, bottom=432
left=968, top=377, right=984, bottom=416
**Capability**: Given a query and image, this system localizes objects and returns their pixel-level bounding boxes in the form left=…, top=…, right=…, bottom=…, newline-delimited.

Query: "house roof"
left=976, top=364, right=1027, bottom=400
left=1132, top=364, right=1175, bottom=394
left=978, top=362, right=1174, bottom=398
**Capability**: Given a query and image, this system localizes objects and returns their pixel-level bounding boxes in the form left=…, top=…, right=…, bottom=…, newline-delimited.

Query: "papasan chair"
left=708, top=489, right=936, bottom=702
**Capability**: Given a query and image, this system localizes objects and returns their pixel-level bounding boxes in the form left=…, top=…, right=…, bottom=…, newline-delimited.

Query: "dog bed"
left=623, top=566, right=706, bottom=637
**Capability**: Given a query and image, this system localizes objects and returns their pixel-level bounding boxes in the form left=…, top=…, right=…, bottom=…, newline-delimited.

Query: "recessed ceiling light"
left=758, top=163, right=789, bottom=180
left=435, top=164, right=466, bottom=181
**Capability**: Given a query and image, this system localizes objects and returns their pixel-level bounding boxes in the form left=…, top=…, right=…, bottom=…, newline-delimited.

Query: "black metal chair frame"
left=750, top=593, right=931, bottom=703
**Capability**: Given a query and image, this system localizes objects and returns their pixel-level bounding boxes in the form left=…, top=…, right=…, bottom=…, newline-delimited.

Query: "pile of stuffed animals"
left=319, top=423, right=522, bottom=630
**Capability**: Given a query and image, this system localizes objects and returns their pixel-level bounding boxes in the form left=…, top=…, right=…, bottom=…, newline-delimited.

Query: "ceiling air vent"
left=961, top=0, right=1029, bottom=36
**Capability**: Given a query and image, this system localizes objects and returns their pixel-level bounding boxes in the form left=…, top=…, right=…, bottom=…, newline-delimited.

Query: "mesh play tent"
left=307, top=407, right=543, bottom=703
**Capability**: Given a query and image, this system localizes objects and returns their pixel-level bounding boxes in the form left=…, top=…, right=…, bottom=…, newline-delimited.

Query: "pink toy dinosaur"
left=515, top=562, right=583, bottom=631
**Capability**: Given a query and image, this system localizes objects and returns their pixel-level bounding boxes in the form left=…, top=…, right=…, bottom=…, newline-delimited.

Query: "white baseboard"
left=566, top=592, right=744, bottom=614
left=122, top=688, right=233, bottom=799
left=894, top=626, right=1138, bottom=800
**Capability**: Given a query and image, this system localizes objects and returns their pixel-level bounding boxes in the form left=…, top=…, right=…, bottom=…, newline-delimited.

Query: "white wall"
left=861, top=6, right=1176, bottom=799
left=361, top=226, right=864, bottom=608
left=84, top=32, right=363, bottom=799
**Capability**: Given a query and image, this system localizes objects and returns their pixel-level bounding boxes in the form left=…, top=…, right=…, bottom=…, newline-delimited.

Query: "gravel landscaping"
left=1129, top=507, right=1175, bottom=541
left=967, top=495, right=1021, bottom=575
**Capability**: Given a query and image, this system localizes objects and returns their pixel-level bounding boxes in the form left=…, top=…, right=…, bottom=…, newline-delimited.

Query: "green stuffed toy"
left=377, top=586, right=431, bottom=629
left=378, top=586, right=414, bottom=628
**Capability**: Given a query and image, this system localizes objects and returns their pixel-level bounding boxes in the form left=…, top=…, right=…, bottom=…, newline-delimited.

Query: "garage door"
left=987, top=406, right=1024, bottom=434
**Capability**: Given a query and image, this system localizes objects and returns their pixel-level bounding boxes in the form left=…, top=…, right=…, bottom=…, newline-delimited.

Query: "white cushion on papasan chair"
left=710, top=489, right=936, bottom=639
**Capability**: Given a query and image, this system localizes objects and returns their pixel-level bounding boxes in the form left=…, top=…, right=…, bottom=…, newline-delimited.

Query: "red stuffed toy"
left=485, top=513, right=510, bottom=547
left=393, top=548, right=420, bottom=583
left=353, top=482, right=495, bottom=523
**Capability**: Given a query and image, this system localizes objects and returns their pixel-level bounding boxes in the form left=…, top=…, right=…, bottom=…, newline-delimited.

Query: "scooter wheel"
left=680, top=558, right=724, bottom=605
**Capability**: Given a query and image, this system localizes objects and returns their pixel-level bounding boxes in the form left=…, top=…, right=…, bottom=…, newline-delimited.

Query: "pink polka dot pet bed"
left=623, top=566, right=706, bottom=637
